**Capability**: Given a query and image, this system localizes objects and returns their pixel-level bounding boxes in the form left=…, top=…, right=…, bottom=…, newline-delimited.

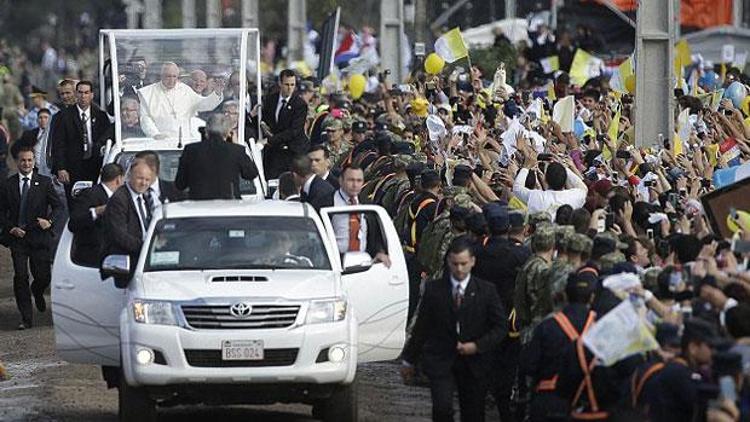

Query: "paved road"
left=0, top=247, right=496, bottom=421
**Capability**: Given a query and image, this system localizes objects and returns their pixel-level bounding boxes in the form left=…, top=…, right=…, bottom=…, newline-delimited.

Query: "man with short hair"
left=291, top=154, right=334, bottom=212
left=0, top=144, right=62, bottom=329
left=68, top=163, right=125, bottom=266
left=51, top=81, right=112, bottom=202
left=138, top=62, right=224, bottom=139
left=308, top=144, right=339, bottom=189
left=277, top=171, right=300, bottom=201
left=190, top=69, right=208, bottom=95
left=402, top=236, right=505, bottom=422
left=18, top=108, right=52, bottom=171
left=20, top=86, right=59, bottom=131
left=45, top=79, right=78, bottom=173
left=101, top=159, right=157, bottom=287
left=253, top=69, right=309, bottom=178
left=174, top=114, right=258, bottom=200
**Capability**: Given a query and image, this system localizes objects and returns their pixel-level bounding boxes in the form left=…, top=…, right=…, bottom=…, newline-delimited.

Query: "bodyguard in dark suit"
left=68, top=163, right=125, bottom=267
left=252, top=69, right=308, bottom=179
left=101, top=159, right=156, bottom=288
left=0, top=144, right=62, bottom=329
left=132, top=150, right=188, bottom=203
left=174, top=114, right=259, bottom=200
left=290, top=154, right=333, bottom=212
left=308, top=144, right=340, bottom=190
left=51, top=81, right=112, bottom=200
left=402, top=236, right=506, bottom=422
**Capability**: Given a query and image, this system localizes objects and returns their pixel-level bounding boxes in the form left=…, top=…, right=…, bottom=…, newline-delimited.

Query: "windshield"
left=111, top=31, right=258, bottom=144
left=145, top=217, right=330, bottom=271
left=115, top=151, right=255, bottom=195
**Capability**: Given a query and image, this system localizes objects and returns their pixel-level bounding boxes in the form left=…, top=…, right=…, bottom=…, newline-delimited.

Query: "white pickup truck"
left=52, top=198, right=409, bottom=421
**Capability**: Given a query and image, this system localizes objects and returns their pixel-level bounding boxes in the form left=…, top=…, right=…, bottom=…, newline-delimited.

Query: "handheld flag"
left=434, top=27, right=469, bottom=64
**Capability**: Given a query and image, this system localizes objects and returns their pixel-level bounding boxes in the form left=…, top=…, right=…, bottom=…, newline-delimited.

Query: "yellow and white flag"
left=434, top=27, right=469, bottom=63
left=570, top=49, right=603, bottom=86
left=540, top=56, right=560, bottom=74
left=552, top=95, right=575, bottom=132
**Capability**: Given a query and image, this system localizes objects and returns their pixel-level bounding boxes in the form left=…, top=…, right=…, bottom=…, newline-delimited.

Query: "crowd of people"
left=2, top=21, right=750, bottom=422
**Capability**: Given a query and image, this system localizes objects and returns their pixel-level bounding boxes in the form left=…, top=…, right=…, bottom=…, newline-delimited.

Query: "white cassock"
left=137, top=81, right=223, bottom=139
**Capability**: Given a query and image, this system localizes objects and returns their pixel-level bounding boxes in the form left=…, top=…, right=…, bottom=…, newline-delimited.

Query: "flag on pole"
left=602, top=111, right=621, bottom=160
left=569, top=49, right=603, bottom=87
left=540, top=56, right=560, bottom=74
left=552, top=95, right=575, bottom=133
left=317, top=8, right=340, bottom=82
left=434, top=27, right=469, bottom=63
left=546, top=81, right=556, bottom=100
left=674, top=108, right=691, bottom=156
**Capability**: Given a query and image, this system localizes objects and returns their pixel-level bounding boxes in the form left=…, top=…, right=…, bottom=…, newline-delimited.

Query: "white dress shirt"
left=450, top=274, right=470, bottom=334
left=302, top=174, right=316, bottom=195
left=513, top=167, right=588, bottom=219
left=89, top=183, right=115, bottom=221
left=18, top=170, right=33, bottom=196
left=275, top=95, right=291, bottom=122
left=77, top=105, right=93, bottom=152
left=127, top=184, right=150, bottom=237
left=138, top=81, right=223, bottom=139
left=149, top=178, right=162, bottom=206
left=332, top=189, right=367, bottom=253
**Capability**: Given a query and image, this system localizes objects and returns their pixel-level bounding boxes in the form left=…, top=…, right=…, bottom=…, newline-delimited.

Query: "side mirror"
left=102, top=255, right=130, bottom=278
left=342, top=251, right=372, bottom=275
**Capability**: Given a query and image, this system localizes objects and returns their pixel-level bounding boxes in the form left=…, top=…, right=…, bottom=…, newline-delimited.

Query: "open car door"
left=319, top=205, right=408, bottom=363
left=51, top=226, right=125, bottom=366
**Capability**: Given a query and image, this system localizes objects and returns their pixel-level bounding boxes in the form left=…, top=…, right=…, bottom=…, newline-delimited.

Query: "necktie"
left=81, top=112, right=92, bottom=160
left=453, top=285, right=464, bottom=309
left=276, top=98, right=287, bottom=121
left=18, top=177, right=29, bottom=227
left=137, top=195, right=150, bottom=231
left=143, top=188, right=155, bottom=212
left=348, top=197, right=361, bottom=252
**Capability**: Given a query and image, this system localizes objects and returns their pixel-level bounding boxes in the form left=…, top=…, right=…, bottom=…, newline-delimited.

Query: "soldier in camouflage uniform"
left=549, top=232, right=593, bottom=310
left=524, top=212, right=552, bottom=249
left=321, top=118, right=352, bottom=166
left=513, top=224, right=557, bottom=345
left=592, top=232, right=628, bottom=274
left=546, top=226, right=576, bottom=311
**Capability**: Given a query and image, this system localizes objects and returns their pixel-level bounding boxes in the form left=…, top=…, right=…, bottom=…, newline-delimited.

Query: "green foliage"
left=468, top=42, right=517, bottom=78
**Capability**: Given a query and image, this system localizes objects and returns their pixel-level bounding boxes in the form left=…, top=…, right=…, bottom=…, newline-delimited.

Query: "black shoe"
left=17, top=321, right=31, bottom=330
left=34, top=294, right=46, bottom=312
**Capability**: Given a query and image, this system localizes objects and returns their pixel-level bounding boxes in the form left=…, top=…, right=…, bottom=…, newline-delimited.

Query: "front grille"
left=181, top=304, right=300, bottom=329
left=184, top=348, right=299, bottom=367
left=211, top=275, right=268, bottom=282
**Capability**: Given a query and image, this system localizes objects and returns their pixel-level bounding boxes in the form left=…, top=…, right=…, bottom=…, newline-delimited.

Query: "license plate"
left=221, top=340, right=264, bottom=361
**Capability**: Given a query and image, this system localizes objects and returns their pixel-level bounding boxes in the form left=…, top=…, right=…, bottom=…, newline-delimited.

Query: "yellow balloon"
left=727, top=210, right=750, bottom=234
left=624, top=74, right=636, bottom=94
left=348, top=74, right=366, bottom=100
left=424, top=53, right=445, bottom=75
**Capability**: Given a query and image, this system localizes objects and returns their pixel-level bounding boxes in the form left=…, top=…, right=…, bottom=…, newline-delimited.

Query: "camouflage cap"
left=555, top=225, right=576, bottom=251
left=595, top=231, right=628, bottom=250
left=528, top=212, right=552, bottom=228
left=323, top=118, right=343, bottom=131
left=599, top=251, right=626, bottom=273
left=567, top=233, right=593, bottom=255
left=453, top=192, right=474, bottom=209
left=531, top=223, right=556, bottom=252
left=392, top=154, right=412, bottom=170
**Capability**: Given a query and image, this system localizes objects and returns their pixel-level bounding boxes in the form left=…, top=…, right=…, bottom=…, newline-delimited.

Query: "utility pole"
left=381, top=0, right=405, bottom=82
left=634, top=0, right=676, bottom=147
left=287, top=0, right=307, bottom=62
left=241, top=0, right=259, bottom=28
left=505, top=0, right=516, bottom=19
left=182, top=0, right=196, bottom=28
left=414, top=0, right=428, bottom=45
left=143, top=0, right=162, bottom=29
left=206, top=0, right=221, bottom=28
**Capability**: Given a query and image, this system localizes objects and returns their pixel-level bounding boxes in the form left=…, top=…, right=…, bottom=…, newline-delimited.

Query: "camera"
left=644, top=180, right=657, bottom=188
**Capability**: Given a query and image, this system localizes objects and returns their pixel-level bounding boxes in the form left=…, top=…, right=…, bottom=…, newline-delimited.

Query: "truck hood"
left=138, top=269, right=337, bottom=301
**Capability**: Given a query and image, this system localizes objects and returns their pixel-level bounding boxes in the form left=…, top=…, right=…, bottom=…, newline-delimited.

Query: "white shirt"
left=332, top=189, right=367, bottom=253
left=138, top=81, right=223, bottom=139
left=18, top=171, right=33, bottom=196
left=513, top=167, right=588, bottom=219
left=127, top=184, right=150, bottom=237
left=450, top=274, right=470, bottom=334
left=275, top=95, right=291, bottom=122
left=77, top=105, right=93, bottom=150
left=302, top=174, right=316, bottom=195
left=89, top=183, right=115, bottom=221
left=149, top=179, right=162, bottom=206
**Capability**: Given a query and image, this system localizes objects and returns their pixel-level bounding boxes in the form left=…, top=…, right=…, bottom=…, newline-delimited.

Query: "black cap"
left=453, top=164, right=473, bottom=181
left=655, top=323, right=681, bottom=349
left=508, top=211, right=525, bottom=229
left=713, top=351, right=743, bottom=377
left=352, top=121, right=367, bottom=133
left=483, top=203, right=509, bottom=232
left=465, top=212, right=488, bottom=235
left=566, top=268, right=597, bottom=298
left=420, top=170, right=441, bottom=186
left=683, top=318, right=724, bottom=348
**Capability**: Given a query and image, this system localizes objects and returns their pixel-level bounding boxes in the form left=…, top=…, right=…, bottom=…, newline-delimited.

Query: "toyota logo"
left=229, top=302, right=253, bottom=319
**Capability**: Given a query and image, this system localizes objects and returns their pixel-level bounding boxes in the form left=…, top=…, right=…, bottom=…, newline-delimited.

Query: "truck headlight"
left=132, top=300, right=178, bottom=326
left=306, top=299, right=347, bottom=324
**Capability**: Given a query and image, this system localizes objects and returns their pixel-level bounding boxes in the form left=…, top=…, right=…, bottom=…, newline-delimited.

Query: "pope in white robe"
left=138, top=62, right=223, bottom=139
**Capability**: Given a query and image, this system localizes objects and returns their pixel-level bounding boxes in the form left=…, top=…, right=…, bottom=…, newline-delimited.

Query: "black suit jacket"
left=69, top=184, right=109, bottom=266
left=174, top=138, right=259, bottom=200
left=18, top=128, right=41, bottom=148
left=324, top=173, right=340, bottom=190
left=257, top=93, right=309, bottom=178
left=101, top=185, right=144, bottom=286
left=157, top=179, right=186, bottom=203
left=51, top=105, right=112, bottom=182
left=300, top=176, right=334, bottom=212
left=0, top=172, right=62, bottom=248
left=402, top=275, right=506, bottom=380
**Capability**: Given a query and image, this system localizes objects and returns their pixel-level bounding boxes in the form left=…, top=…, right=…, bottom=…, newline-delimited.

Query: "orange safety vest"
left=570, top=337, right=608, bottom=420
left=536, top=311, right=596, bottom=392
left=630, top=357, right=688, bottom=408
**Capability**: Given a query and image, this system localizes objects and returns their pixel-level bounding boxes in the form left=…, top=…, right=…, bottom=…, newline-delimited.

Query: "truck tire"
left=320, top=379, right=358, bottom=422
left=118, top=374, right=157, bottom=422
